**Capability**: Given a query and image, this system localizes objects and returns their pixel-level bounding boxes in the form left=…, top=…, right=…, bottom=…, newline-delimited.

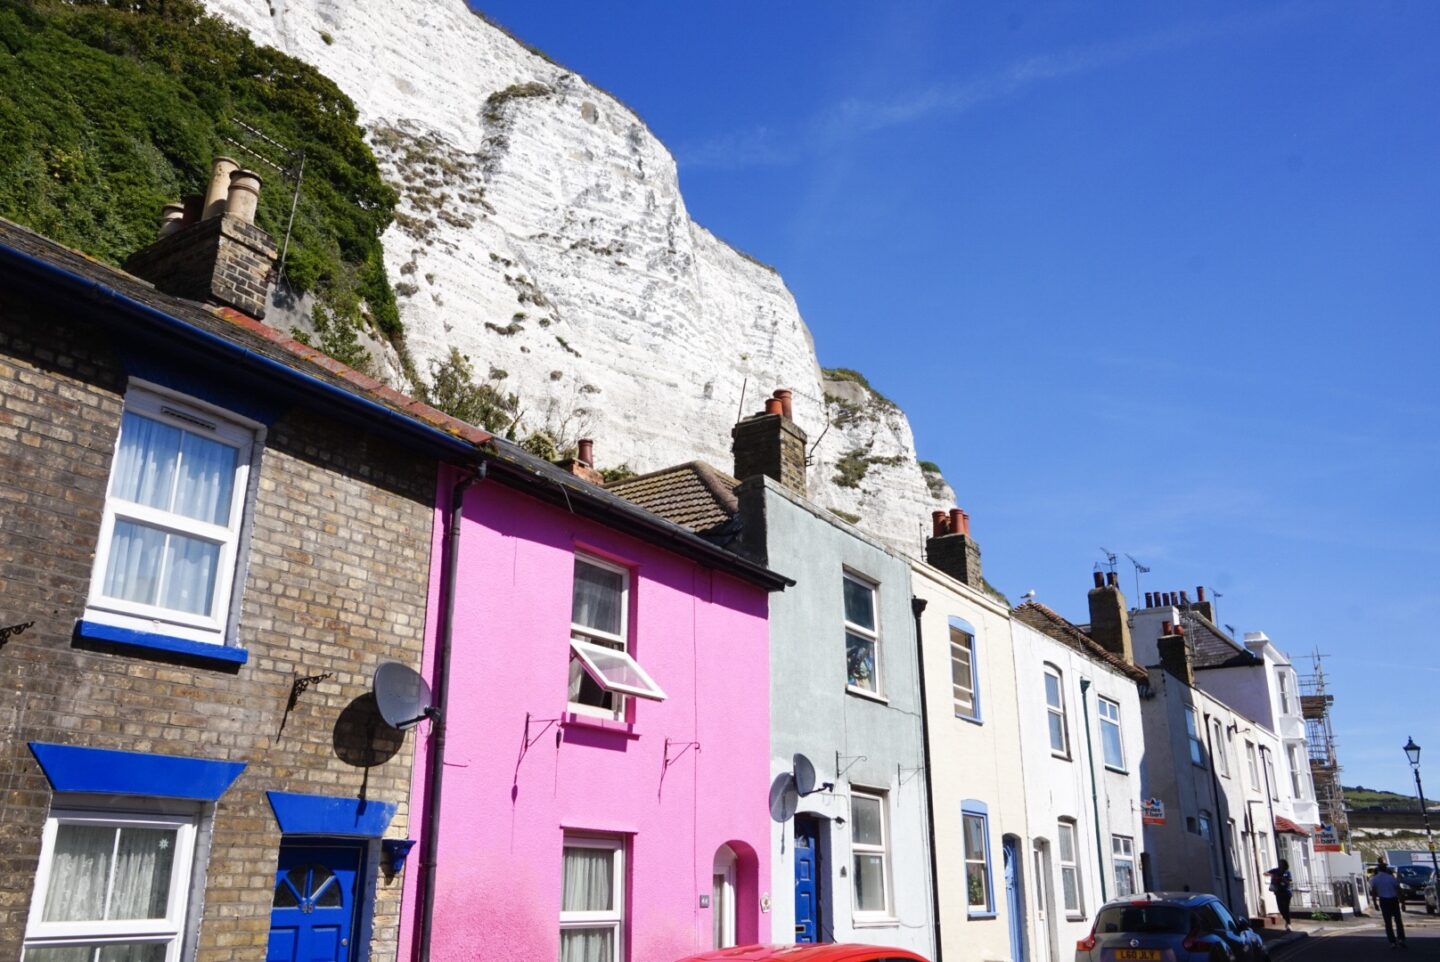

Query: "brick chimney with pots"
left=1189, top=585, right=1216, bottom=624
left=1087, top=570, right=1134, bottom=664
left=731, top=389, right=807, bottom=495
left=926, top=506, right=983, bottom=591
left=1157, top=622, right=1193, bottom=686
left=125, top=157, right=278, bottom=320
left=557, top=437, right=604, bottom=485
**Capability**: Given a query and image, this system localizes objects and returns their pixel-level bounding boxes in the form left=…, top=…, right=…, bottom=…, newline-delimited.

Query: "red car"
left=676, top=946, right=929, bottom=962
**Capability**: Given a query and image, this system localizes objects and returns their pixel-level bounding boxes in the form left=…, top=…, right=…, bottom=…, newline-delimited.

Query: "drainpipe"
left=910, top=597, right=943, bottom=962
left=1079, top=678, right=1107, bottom=903
left=417, top=464, right=483, bottom=962
left=1202, top=712, right=1238, bottom=915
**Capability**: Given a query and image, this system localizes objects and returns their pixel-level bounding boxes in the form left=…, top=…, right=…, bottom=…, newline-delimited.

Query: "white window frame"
left=1198, top=811, right=1220, bottom=878
left=850, top=788, right=892, bottom=919
left=24, top=808, right=198, bottom=962
left=85, top=384, right=257, bottom=645
left=559, top=834, right=624, bottom=962
left=1287, top=743, right=1306, bottom=799
left=1097, top=696, right=1125, bottom=770
left=1211, top=719, right=1230, bottom=778
left=1112, top=834, right=1136, bottom=897
left=1278, top=670, right=1294, bottom=715
left=950, top=626, right=978, bottom=720
left=1058, top=818, right=1083, bottom=917
left=843, top=573, right=881, bottom=697
left=568, top=554, right=634, bottom=719
left=1265, top=750, right=1280, bottom=801
left=1185, top=706, right=1206, bottom=767
left=1044, top=665, right=1070, bottom=758
left=1228, top=819, right=1242, bottom=877
left=1246, top=740, right=1260, bottom=791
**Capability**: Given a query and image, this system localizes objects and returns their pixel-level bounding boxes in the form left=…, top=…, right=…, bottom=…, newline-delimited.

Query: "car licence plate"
left=1114, top=951, right=1160, bottom=961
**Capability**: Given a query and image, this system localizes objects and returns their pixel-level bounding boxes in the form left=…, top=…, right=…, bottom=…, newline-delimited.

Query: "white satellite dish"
left=373, top=661, right=435, bottom=730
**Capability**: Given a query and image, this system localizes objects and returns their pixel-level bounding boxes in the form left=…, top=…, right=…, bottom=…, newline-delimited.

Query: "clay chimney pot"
left=931, top=510, right=948, bottom=538
left=773, top=388, right=794, bottom=420
left=577, top=438, right=594, bottom=467
left=203, top=157, right=239, bottom=220
left=226, top=169, right=263, bottom=224
left=948, top=508, right=965, bottom=537
left=158, top=203, right=186, bottom=239
left=1092, top=571, right=1105, bottom=589
left=764, top=398, right=783, bottom=416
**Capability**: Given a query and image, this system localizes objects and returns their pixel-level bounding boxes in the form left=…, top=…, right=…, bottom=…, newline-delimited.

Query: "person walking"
left=1266, top=858, right=1294, bottom=932
left=1371, top=862, right=1409, bottom=949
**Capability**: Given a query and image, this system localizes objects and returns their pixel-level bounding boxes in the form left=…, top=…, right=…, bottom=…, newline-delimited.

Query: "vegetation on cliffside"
left=0, top=0, right=400, bottom=351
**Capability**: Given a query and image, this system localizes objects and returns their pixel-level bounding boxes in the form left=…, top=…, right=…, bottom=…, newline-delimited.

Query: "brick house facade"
left=0, top=217, right=481, bottom=962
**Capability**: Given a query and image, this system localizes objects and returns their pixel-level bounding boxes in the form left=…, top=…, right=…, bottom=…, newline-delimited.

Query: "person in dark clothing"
left=1371, top=862, right=1408, bottom=948
left=1266, top=859, right=1294, bottom=931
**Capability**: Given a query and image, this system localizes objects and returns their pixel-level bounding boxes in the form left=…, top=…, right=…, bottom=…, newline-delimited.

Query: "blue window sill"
left=75, top=619, right=248, bottom=667
left=956, top=712, right=984, bottom=726
left=967, top=911, right=998, bottom=920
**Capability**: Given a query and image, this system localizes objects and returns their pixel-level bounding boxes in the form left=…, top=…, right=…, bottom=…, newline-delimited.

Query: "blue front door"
left=1004, top=835, right=1026, bottom=962
left=268, top=841, right=364, bottom=962
left=794, top=815, right=821, bottom=943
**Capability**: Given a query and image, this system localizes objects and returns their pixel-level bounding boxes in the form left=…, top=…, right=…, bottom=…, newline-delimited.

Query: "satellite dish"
left=768, top=772, right=799, bottom=823
left=793, top=753, right=817, bottom=796
left=373, top=661, right=434, bottom=730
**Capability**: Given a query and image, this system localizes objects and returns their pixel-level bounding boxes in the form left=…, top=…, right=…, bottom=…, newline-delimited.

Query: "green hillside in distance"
left=0, top=0, right=401, bottom=359
left=1347, top=785, right=1424, bottom=811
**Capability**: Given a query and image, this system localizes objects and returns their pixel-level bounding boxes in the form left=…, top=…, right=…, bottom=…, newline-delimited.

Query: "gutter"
left=0, top=243, right=482, bottom=458
left=417, top=466, right=482, bottom=962
left=1079, top=678, right=1108, bottom=904
left=910, top=597, right=943, bottom=962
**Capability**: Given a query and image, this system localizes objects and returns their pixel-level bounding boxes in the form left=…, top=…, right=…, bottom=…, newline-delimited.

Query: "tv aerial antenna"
left=222, top=117, right=306, bottom=282
left=1125, top=553, right=1151, bottom=602
left=372, top=661, right=437, bottom=731
left=1098, top=547, right=1118, bottom=576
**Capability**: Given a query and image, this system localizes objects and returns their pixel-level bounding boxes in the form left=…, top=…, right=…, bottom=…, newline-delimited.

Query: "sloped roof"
left=1013, top=601, right=1150, bottom=683
left=1185, top=610, right=1261, bottom=669
left=605, top=461, right=739, bottom=536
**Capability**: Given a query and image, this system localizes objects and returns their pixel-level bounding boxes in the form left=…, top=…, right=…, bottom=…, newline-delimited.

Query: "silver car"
left=1075, top=893, right=1269, bottom=962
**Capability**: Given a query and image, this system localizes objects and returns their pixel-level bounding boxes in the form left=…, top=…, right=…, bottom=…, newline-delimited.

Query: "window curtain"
left=561, top=847, right=612, bottom=911
left=103, top=525, right=218, bottom=616
left=572, top=564, right=622, bottom=635
left=559, top=929, right=613, bottom=962
left=42, top=826, right=174, bottom=924
left=113, top=414, right=236, bottom=525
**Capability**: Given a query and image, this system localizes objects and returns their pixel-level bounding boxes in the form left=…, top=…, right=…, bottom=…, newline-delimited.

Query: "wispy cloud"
left=678, top=5, right=1306, bottom=171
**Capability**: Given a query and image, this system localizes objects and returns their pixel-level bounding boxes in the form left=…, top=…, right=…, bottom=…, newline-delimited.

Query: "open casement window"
left=1211, top=719, right=1230, bottom=777
left=1198, top=811, right=1220, bottom=878
left=1112, top=835, right=1136, bottom=897
left=568, top=556, right=663, bottom=718
left=1097, top=696, right=1125, bottom=770
left=1044, top=666, right=1069, bottom=757
left=950, top=626, right=978, bottom=719
left=843, top=573, right=880, bottom=695
left=1286, top=744, right=1306, bottom=798
left=850, top=789, right=891, bottom=917
left=1058, top=819, right=1083, bottom=917
left=559, top=835, right=624, bottom=962
left=86, top=387, right=256, bottom=644
left=23, top=809, right=198, bottom=962
left=1246, top=741, right=1260, bottom=790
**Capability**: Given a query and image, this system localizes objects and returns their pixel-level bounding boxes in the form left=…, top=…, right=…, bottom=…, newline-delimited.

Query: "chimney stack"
left=1157, top=622, right=1193, bottom=685
left=731, top=388, right=807, bottom=495
left=558, top=437, right=604, bottom=485
left=1189, top=584, right=1216, bottom=624
left=125, top=158, right=277, bottom=320
left=1087, top=568, right=1134, bottom=664
left=926, top=505, right=983, bottom=591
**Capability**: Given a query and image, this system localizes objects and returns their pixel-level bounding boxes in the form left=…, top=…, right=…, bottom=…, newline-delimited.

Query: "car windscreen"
left=1094, top=904, right=1192, bottom=935
left=1399, top=866, right=1433, bottom=880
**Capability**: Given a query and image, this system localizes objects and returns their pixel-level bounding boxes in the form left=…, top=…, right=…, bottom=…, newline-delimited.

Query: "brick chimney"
left=1189, top=585, right=1216, bottom=624
left=125, top=158, right=277, bottom=320
left=926, top=507, right=983, bottom=591
left=1087, top=570, right=1133, bottom=664
left=557, top=437, right=604, bottom=485
left=1157, top=621, right=1193, bottom=686
left=731, top=389, right=806, bottom=495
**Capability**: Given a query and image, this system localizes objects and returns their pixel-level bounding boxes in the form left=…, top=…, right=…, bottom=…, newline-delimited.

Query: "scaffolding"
left=1299, top=650, right=1349, bottom=846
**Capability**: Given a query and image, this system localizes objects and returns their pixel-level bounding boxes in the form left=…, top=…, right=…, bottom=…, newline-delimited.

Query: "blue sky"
left=473, top=1, right=1439, bottom=794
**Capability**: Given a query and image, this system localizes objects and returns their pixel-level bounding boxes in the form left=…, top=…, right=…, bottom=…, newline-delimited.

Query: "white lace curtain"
left=42, top=824, right=175, bottom=924
left=102, top=413, right=236, bottom=615
left=571, top=562, right=623, bottom=636
left=560, top=846, right=615, bottom=962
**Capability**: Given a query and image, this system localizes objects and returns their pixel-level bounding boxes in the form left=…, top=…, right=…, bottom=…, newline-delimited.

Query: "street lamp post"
left=1403, top=737, right=1440, bottom=882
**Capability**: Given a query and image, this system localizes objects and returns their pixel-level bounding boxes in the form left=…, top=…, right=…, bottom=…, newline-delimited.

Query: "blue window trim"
left=119, top=351, right=286, bottom=426
left=29, top=742, right=245, bottom=800
left=75, top=619, right=248, bottom=667
left=961, top=799, right=997, bottom=919
left=948, top=615, right=983, bottom=724
left=267, top=791, right=397, bottom=838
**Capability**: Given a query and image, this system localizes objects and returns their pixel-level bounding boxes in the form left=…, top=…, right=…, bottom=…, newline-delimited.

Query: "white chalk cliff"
left=205, top=0, right=951, bottom=556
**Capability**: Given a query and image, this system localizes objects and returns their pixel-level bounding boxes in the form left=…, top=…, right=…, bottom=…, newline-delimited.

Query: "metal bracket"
left=664, top=738, right=701, bottom=769
left=835, top=751, right=867, bottom=780
left=0, top=621, right=34, bottom=651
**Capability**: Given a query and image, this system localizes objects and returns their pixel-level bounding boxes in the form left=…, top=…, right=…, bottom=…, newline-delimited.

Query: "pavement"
left=1267, top=904, right=1440, bottom=959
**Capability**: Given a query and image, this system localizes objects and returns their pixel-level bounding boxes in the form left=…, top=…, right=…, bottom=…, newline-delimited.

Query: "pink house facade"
left=400, top=456, right=787, bottom=962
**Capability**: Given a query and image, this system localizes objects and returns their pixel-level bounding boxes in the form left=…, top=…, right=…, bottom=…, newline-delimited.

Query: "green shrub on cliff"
left=0, top=0, right=401, bottom=343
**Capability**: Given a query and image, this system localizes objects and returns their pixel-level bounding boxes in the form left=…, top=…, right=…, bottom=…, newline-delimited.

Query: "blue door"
left=794, top=815, right=821, bottom=943
left=1004, top=835, right=1026, bottom=962
left=268, top=841, right=364, bottom=962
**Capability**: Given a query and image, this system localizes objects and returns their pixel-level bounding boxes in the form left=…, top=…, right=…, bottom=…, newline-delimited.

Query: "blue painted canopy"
left=29, top=742, right=245, bottom=800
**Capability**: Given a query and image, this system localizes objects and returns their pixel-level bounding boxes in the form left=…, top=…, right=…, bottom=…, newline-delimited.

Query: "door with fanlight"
left=267, top=841, right=364, bottom=962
